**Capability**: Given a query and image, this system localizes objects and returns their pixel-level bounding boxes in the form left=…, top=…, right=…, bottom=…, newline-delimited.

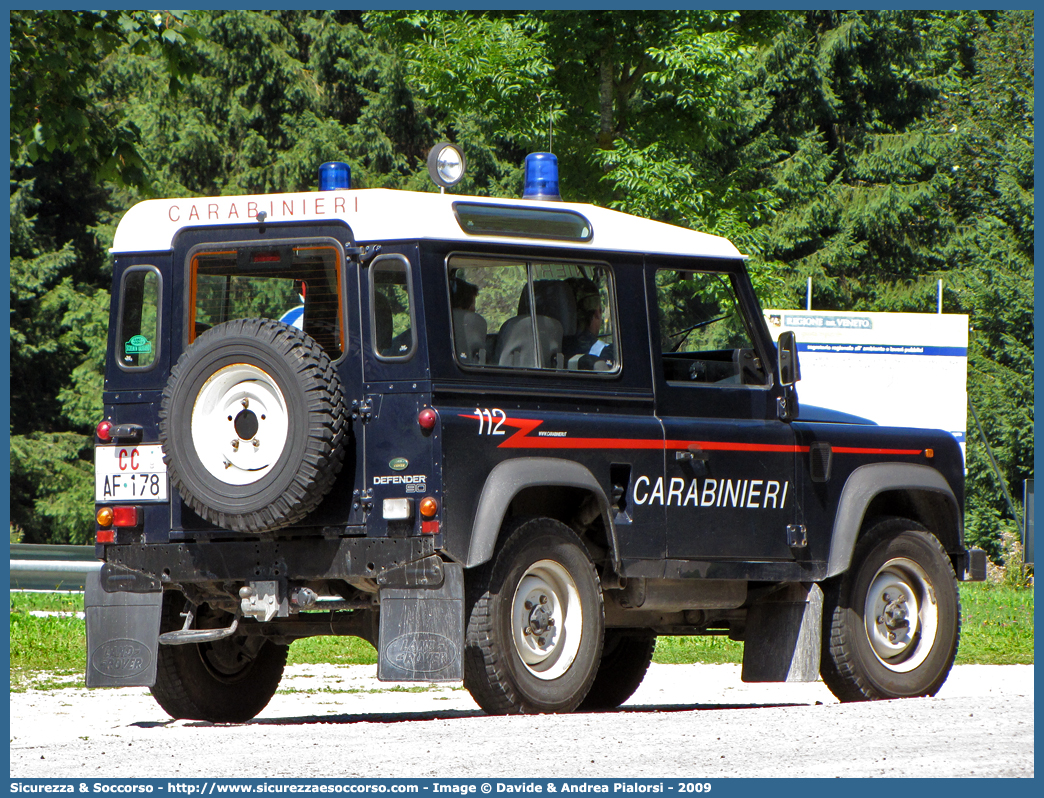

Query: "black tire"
left=464, top=518, right=604, bottom=715
left=159, top=318, right=347, bottom=533
left=150, top=592, right=287, bottom=722
left=820, top=517, right=961, bottom=702
left=577, top=630, right=656, bottom=711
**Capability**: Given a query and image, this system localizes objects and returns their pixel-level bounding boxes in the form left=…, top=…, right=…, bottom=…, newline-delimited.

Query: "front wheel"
left=464, top=518, right=604, bottom=714
left=821, top=518, right=960, bottom=701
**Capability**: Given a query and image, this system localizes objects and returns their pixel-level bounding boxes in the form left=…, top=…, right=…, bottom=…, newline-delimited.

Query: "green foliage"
left=10, top=10, right=198, bottom=189
left=955, top=582, right=1034, bottom=665
left=288, top=636, right=378, bottom=666
left=10, top=432, right=96, bottom=544
left=653, top=635, right=743, bottom=665
left=9, top=611, right=87, bottom=690
left=744, top=11, right=1032, bottom=553
left=11, top=593, right=85, bottom=613
left=10, top=11, right=198, bottom=543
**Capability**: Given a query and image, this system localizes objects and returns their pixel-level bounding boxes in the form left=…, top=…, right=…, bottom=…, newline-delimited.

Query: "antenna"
left=538, top=94, right=553, bottom=154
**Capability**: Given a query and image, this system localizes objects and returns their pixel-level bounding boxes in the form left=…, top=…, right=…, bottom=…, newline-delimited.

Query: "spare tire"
left=159, top=318, right=348, bottom=533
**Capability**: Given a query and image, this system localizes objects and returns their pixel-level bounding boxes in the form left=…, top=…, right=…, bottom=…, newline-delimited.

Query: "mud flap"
left=377, top=560, right=464, bottom=682
left=741, top=583, right=823, bottom=682
left=84, top=564, right=163, bottom=688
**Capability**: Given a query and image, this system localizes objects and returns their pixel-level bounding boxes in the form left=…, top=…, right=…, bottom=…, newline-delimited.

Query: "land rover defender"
left=86, top=146, right=986, bottom=721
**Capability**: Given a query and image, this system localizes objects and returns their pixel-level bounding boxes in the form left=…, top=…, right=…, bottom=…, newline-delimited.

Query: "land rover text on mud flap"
left=87, top=145, right=986, bottom=721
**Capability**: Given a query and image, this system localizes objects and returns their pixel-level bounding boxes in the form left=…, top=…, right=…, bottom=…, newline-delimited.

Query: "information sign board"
left=764, top=310, right=968, bottom=454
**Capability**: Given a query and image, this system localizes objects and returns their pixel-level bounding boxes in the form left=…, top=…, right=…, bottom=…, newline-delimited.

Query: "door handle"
left=674, top=445, right=708, bottom=462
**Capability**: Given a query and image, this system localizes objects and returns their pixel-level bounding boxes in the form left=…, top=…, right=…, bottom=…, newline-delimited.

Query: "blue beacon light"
left=522, top=152, right=561, bottom=201
left=318, top=161, right=351, bottom=191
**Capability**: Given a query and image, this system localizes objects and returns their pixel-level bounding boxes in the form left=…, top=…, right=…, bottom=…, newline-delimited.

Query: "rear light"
left=96, top=420, right=113, bottom=441
left=97, top=506, right=140, bottom=528
left=419, top=497, right=439, bottom=518
left=418, top=407, right=438, bottom=431
left=112, top=506, right=141, bottom=527
left=421, top=520, right=440, bottom=535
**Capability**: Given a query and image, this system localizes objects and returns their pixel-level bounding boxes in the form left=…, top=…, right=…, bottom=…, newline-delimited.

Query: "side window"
left=117, top=266, right=161, bottom=370
left=370, top=255, right=415, bottom=359
left=190, top=241, right=344, bottom=357
left=447, top=255, right=618, bottom=373
left=655, top=269, right=767, bottom=386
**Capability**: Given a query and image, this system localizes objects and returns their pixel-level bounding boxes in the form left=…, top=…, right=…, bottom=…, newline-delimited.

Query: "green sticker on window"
left=125, top=335, right=153, bottom=355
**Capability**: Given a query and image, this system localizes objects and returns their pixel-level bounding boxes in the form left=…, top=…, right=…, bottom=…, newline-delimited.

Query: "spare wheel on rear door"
left=159, top=318, right=348, bottom=533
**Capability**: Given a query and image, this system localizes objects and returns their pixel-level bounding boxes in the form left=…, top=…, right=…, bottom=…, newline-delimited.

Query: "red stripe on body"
left=833, top=447, right=924, bottom=456
left=459, top=414, right=923, bottom=457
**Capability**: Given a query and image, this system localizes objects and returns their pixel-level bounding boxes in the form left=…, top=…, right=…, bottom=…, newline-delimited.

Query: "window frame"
left=444, top=251, right=622, bottom=377
left=115, top=264, right=163, bottom=373
left=653, top=266, right=772, bottom=392
left=369, top=253, right=418, bottom=362
left=184, top=237, right=347, bottom=361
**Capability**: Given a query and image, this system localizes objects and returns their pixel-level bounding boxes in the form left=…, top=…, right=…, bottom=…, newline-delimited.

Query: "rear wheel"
left=578, top=630, right=655, bottom=711
left=150, top=592, right=287, bottom=723
left=821, top=518, right=960, bottom=701
left=464, top=518, right=604, bottom=714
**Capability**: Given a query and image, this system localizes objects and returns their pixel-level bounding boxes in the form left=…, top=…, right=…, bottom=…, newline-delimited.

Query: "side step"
left=159, top=617, right=239, bottom=646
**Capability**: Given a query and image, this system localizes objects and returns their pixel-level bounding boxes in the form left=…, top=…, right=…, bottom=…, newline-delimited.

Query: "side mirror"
left=776, top=331, right=800, bottom=422
left=777, top=331, right=801, bottom=387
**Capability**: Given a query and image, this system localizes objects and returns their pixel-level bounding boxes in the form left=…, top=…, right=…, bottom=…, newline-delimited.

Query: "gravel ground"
left=9, top=663, right=1033, bottom=779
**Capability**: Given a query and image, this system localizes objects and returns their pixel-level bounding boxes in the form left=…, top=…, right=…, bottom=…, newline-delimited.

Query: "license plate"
left=95, top=444, right=168, bottom=502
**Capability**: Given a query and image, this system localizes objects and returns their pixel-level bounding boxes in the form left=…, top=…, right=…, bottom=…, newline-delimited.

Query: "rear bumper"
left=101, top=535, right=436, bottom=586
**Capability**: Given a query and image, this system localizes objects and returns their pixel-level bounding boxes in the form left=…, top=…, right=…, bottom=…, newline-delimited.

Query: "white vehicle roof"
left=110, top=188, right=742, bottom=260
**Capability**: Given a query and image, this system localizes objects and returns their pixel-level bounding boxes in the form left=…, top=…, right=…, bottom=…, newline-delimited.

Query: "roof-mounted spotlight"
left=427, top=142, right=466, bottom=191
left=522, top=152, right=561, bottom=201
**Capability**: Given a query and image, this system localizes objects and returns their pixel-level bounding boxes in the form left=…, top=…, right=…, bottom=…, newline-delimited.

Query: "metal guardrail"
left=9, top=544, right=100, bottom=591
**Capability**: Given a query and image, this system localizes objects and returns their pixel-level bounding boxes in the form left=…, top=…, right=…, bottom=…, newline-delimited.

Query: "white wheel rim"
left=511, top=559, right=584, bottom=681
left=190, top=364, right=290, bottom=486
left=864, top=556, right=939, bottom=673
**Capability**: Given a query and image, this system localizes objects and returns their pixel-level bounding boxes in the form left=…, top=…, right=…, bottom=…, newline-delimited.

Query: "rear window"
left=116, top=265, right=161, bottom=371
left=188, top=240, right=344, bottom=357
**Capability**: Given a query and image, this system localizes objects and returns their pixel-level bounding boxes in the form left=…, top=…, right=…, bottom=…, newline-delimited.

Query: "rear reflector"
left=421, top=520, right=439, bottom=535
left=96, top=529, right=115, bottom=544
